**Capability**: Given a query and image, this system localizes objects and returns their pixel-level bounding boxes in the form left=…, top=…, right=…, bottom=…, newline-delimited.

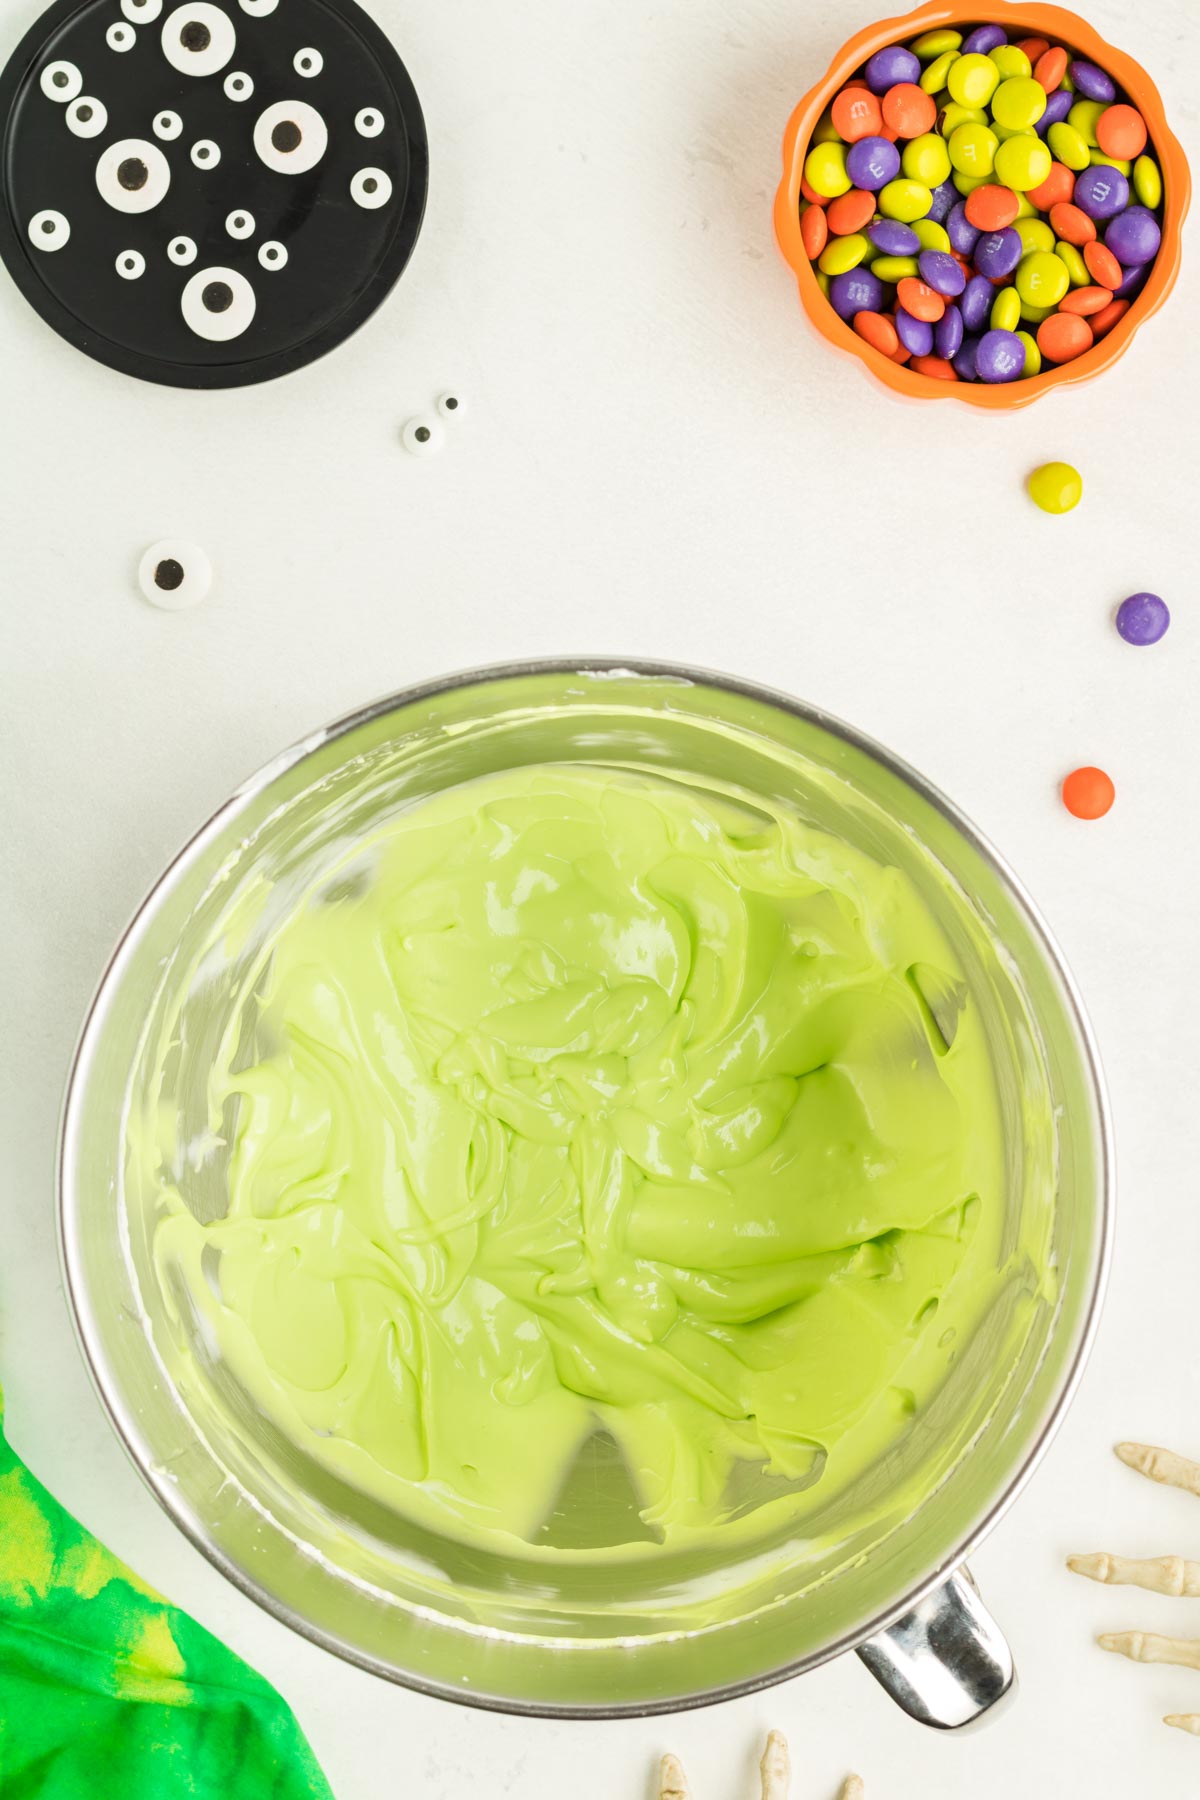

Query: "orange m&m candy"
left=1034, top=46, right=1069, bottom=92
left=831, top=85, right=883, bottom=142
left=1062, top=767, right=1115, bottom=820
left=801, top=204, right=828, bottom=258
left=1096, top=103, right=1148, bottom=160
left=826, top=188, right=877, bottom=235
left=965, top=184, right=1020, bottom=230
left=1027, top=161, right=1075, bottom=211
left=1016, top=36, right=1050, bottom=62
left=1049, top=201, right=1097, bottom=245
left=881, top=82, right=936, bottom=139
left=853, top=310, right=900, bottom=357
left=1083, top=239, right=1122, bottom=289
left=896, top=277, right=945, bottom=322
left=1091, top=296, right=1130, bottom=338
left=800, top=172, right=828, bottom=206
left=909, top=354, right=957, bottom=380
left=1060, top=284, right=1113, bottom=316
left=1037, top=311, right=1094, bottom=363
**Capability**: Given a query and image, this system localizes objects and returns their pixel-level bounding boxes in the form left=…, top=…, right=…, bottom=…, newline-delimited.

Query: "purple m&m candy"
left=975, top=327, right=1025, bottom=383
left=948, top=202, right=981, bottom=256
left=1036, top=90, right=1073, bottom=138
left=1074, top=163, right=1130, bottom=220
left=934, top=302, right=964, bottom=360
left=973, top=227, right=1022, bottom=280
left=828, top=267, right=885, bottom=322
left=895, top=306, right=934, bottom=356
left=952, top=333, right=981, bottom=381
left=961, top=23, right=1006, bottom=53
left=918, top=248, right=966, bottom=297
left=1113, top=260, right=1150, bottom=298
left=1069, top=60, right=1117, bottom=103
left=867, top=219, right=919, bottom=256
left=863, top=44, right=920, bottom=94
left=960, top=273, right=994, bottom=333
left=1116, top=592, right=1170, bottom=646
left=926, top=177, right=958, bottom=224
left=846, top=135, right=902, bottom=192
left=1105, top=205, right=1162, bottom=266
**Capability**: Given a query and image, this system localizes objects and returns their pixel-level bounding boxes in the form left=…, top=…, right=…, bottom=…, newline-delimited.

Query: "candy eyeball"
left=191, top=138, right=221, bottom=168
left=153, top=109, right=183, bottom=139
left=40, top=59, right=82, bottom=101
left=106, top=21, right=136, bottom=50
left=161, top=2, right=236, bottom=76
left=95, top=139, right=171, bottom=214
left=168, top=234, right=198, bottom=264
left=350, top=167, right=391, bottom=209
left=355, top=107, right=383, bottom=137
left=180, top=265, right=256, bottom=341
left=402, top=416, right=444, bottom=456
left=293, top=47, right=323, bottom=77
left=436, top=391, right=464, bottom=419
left=28, top=209, right=69, bottom=251
left=257, top=238, right=287, bottom=269
left=224, top=68, right=253, bottom=99
left=238, top=0, right=277, bottom=14
left=121, top=0, right=163, bottom=20
left=225, top=208, right=255, bottom=239
left=138, top=539, right=213, bottom=611
left=66, top=96, right=107, bottom=138
left=116, top=249, right=146, bottom=278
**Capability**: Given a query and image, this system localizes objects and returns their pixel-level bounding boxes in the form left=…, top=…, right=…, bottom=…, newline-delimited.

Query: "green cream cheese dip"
left=141, top=760, right=1026, bottom=1556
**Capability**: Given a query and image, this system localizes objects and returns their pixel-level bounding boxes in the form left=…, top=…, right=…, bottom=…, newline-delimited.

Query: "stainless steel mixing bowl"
left=59, top=661, right=1113, bottom=1724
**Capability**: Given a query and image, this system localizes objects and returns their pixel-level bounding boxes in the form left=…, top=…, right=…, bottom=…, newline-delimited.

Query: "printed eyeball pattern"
left=138, top=540, right=213, bottom=610
left=28, top=209, right=69, bottom=250
left=161, top=2, right=236, bottom=76
left=3, top=0, right=424, bottom=388
left=40, top=60, right=82, bottom=102
left=253, top=99, right=328, bottom=174
left=350, top=167, right=391, bottom=209
left=66, top=96, right=107, bottom=138
left=180, top=265, right=256, bottom=341
left=96, top=139, right=172, bottom=214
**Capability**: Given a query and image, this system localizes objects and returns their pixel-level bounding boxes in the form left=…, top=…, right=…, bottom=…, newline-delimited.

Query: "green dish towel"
left=0, top=1388, right=334, bottom=1798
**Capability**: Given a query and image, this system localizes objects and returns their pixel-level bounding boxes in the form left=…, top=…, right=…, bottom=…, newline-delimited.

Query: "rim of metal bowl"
left=57, top=657, right=1115, bottom=1718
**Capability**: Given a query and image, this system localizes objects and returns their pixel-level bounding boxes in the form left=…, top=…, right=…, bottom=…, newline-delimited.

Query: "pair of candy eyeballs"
left=402, top=391, right=464, bottom=457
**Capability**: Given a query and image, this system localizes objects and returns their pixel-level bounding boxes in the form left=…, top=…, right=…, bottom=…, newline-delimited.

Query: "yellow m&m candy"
left=993, top=133, right=1052, bottom=191
left=947, top=52, right=1000, bottom=108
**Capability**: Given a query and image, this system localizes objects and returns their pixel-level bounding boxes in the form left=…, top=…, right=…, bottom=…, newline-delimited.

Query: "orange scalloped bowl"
left=774, top=1, right=1190, bottom=407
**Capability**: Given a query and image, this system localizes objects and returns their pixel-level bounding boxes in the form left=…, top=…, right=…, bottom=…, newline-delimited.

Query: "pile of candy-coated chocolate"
left=799, top=22, right=1165, bottom=383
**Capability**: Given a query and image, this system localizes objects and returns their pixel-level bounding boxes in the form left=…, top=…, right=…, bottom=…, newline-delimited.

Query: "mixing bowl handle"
left=856, top=1567, right=1016, bottom=1730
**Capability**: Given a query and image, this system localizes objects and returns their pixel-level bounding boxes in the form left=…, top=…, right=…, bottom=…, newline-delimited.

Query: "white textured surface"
left=1, top=0, right=1198, bottom=1794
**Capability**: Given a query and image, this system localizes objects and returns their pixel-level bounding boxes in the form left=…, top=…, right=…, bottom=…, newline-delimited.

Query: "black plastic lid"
left=0, top=0, right=428, bottom=385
